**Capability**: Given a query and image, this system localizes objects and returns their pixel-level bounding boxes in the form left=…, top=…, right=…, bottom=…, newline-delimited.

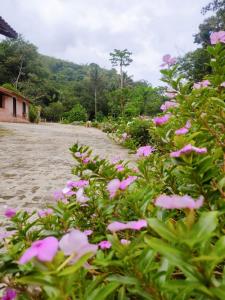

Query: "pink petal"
left=99, top=240, right=112, bottom=249
left=107, top=221, right=128, bottom=232
left=175, top=127, right=189, bottom=135
left=120, top=176, right=137, bottom=190
left=37, top=237, right=59, bottom=262
left=127, top=219, right=147, bottom=230
left=136, top=146, right=154, bottom=157
left=84, top=230, right=93, bottom=236
left=19, top=245, right=38, bottom=264
left=76, top=188, right=89, bottom=203
left=121, top=239, right=130, bottom=245
left=59, top=229, right=89, bottom=255
left=107, top=179, right=121, bottom=198
left=155, top=194, right=204, bottom=210
left=4, top=208, right=16, bottom=218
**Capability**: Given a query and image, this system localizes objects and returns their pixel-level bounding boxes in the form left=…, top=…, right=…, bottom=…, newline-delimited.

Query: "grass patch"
left=0, top=126, right=12, bottom=137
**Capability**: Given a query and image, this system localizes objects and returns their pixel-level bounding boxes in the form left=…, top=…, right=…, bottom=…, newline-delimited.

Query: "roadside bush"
left=0, top=32, right=225, bottom=300
left=67, top=104, right=87, bottom=123
left=28, top=104, right=39, bottom=123
left=126, top=118, right=151, bottom=146
left=42, top=102, right=64, bottom=122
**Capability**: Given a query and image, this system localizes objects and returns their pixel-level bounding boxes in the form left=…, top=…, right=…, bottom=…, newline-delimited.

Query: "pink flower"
left=111, top=157, right=121, bottom=164
left=0, top=231, right=16, bottom=239
left=136, top=146, right=155, bottom=157
left=53, top=190, right=65, bottom=201
left=220, top=82, right=225, bottom=87
left=202, top=80, right=210, bottom=87
left=155, top=194, right=204, bottom=209
left=62, top=186, right=76, bottom=196
left=75, top=152, right=82, bottom=158
left=175, top=127, right=189, bottom=135
left=116, top=164, right=125, bottom=172
left=107, top=179, right=121, bottom=198
left=170, top=144, right=207, bottom=157
left=160, top=101, right=178, bottom=111
left=175, top=120, right=191, bottom=135
left=107, top=219, right=147, bottom=232
left=4, top=208, right=16, bottom=218
left=76, top=188, right=89, bottom=203
left=185, top=120, right=191, bottom=129
left=82, top=157, right=90, bottom=164
left=121, top=132, right=128, bottom=140
left=120, top=176, right=137, bottom=190
left=107, top=176, right=137, bottom=198
left=121, top=239, right=130, bottom=245
left=132, top=167, right=139, bottom=173
left=107, top=221, right=128, bottom=232
left=67, top=180, right=89, bottom=188
left=166, top=91, right=177, bottom=98
left=128, top=219, right=147, bottom=230
left=2, top=289, right=17, bottom=300
left=59, top=229, right=98, bottom=262
left=210, top=31, right=225, bottom=44
left=38, top=208, right=53, bottom=218
left=161, top=54, right=177, bottom=67
left=193, top=80, right=210, bottom=89
left=193, top=83, right=201, bottom=89
left=84, top=230, right=93, bottom=236
left=99, top=240, right=112, bottom=249
left=19, top=237, right=59, bottom=264
left=153, top=114, right=171, bottom=126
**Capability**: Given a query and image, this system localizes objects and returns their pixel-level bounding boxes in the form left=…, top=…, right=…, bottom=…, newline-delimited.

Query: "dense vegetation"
left=0, top=2, right=225, bottom=299
left=0, top=28, right=224, bottom=299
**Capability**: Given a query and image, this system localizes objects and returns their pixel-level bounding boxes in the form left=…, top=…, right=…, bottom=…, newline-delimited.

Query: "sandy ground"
left=0, top=122, right=134, bottom=218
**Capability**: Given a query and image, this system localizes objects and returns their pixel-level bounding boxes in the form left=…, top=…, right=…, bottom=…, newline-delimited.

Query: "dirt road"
left=0, top=122, right=134, bottom=217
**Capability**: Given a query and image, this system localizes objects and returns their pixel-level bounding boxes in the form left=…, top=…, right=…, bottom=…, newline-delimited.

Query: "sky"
left=1, top=0, right=211, bottom=86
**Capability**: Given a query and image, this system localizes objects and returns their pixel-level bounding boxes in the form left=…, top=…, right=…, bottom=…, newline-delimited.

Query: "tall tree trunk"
left=120, top=63, right=123, bottom=89
left=15, top=56, right=24, bottom=89
left=94, top=87, right=97, bottom=120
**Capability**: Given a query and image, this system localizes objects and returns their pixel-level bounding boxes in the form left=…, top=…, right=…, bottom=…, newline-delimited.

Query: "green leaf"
left=148, top=218, right=178, bottom=242
left=58, top=252, right=93, bottom=276
left=189, top=211, right=218, bottom=247
left=145, top=237, right=199, bottom=279
left=107, top=274, right=139, bottom=285
left=210, top=97, right=225, bottom=110
left=214, top=236, right=225, bottom=257
left=210, top=286, right=225, bottom=300
left=88, top=282, right=121, bottom=300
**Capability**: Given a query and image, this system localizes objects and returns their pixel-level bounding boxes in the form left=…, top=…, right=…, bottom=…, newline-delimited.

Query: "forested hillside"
left=0, top=38, right=165, bottom=121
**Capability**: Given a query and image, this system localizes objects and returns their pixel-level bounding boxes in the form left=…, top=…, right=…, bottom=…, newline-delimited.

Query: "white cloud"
left=1, top=0, right=210, bottom=85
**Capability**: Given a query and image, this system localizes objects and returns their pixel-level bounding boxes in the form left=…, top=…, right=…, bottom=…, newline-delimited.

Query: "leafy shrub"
left=42, top=102, right=64, bottom=122
left=0, top=33, right=225, bottom=300
left=67, top=104, right=87, bottom=122
left=28, top=104, right=39, bottom=123
left=126, top=118, right=151, bottom=146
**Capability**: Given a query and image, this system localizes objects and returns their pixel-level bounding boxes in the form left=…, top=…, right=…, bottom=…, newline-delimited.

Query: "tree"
left=178, top=48, right=211, bottom=82
left=178, top=0, right=225, bottom=81
left=194, top=0, right=225, bottom=45
left=109, top=49, right=133, bottom=88
left=89, top=63, right=102, bottom=120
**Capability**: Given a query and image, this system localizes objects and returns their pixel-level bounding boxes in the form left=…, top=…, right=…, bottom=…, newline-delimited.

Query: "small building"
left=0, top=87, right=30, bottom=123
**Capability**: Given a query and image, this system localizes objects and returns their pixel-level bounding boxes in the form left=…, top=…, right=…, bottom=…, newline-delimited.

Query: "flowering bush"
left=0, top=33, right=225, bottom=299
